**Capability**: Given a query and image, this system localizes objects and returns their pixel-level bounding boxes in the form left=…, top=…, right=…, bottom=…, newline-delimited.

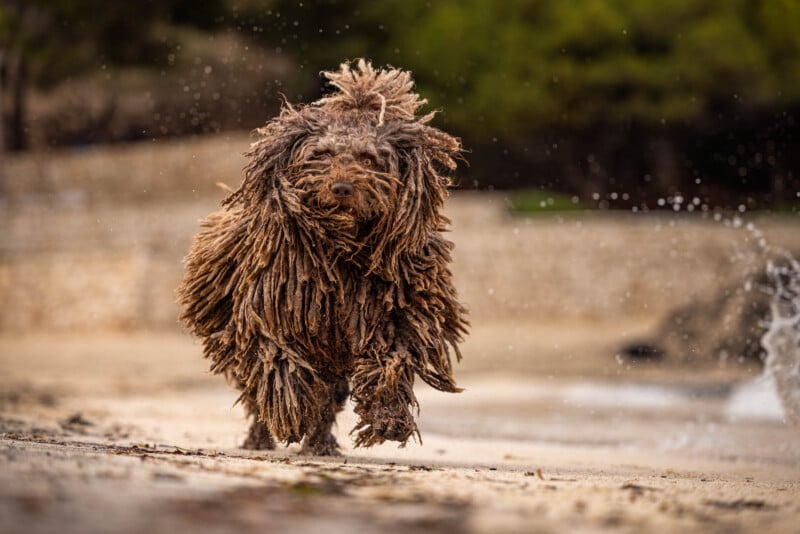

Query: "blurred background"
left=2, top=5, right=800, bottom=530
left=1, top=0, right=799, bottom=443
left=3, top=0, right=800, bottom=207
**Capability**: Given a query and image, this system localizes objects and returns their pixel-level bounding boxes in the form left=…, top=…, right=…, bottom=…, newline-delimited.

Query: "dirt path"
left=2, top=333, right=798, bottom=533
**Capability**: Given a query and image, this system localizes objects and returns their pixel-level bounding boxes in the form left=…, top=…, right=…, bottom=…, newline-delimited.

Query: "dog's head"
left=227, top=59, right=462, bottom=276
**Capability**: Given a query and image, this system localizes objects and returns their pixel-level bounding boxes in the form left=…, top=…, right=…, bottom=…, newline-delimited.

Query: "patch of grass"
left=507, top=190, right=584, bottom=214
left=770, top=201, right=800, bottom=215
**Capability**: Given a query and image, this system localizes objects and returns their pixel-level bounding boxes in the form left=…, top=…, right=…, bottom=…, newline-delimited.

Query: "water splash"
left=761, top=256, right=800, bottom=425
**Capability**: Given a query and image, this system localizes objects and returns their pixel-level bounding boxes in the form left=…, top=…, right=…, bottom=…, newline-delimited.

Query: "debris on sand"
left=621, top=483, right=661, bottom=495
left=703, top=499, right=776, bottom=511
left=59, top=413, right=94, bottom=431
left=524, top=468, right=545, bottom=480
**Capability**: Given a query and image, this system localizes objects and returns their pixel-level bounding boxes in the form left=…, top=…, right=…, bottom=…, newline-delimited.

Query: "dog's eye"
left=358, top=154, right=377, bottom=167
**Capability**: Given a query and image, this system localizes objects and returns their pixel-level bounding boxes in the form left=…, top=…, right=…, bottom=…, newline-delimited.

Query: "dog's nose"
left=331, top=182, right=354, bottom=197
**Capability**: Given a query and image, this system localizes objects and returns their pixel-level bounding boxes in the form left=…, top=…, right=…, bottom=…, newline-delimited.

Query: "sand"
left=1, top=331, right=799, bottom=534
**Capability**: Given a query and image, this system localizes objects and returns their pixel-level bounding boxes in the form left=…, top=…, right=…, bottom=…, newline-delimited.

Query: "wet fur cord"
left=177, top=60, right=468, bottom=455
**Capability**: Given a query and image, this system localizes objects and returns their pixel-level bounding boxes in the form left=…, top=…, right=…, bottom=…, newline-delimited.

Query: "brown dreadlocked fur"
left=177, top=59, right=468, bottom=455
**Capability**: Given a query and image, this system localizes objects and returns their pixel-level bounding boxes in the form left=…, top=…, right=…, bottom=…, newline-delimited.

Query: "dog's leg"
left=243, top=417, right=276, bottom=450
left=350, top=345, right=419, bottom=447
left=300, top=376, right=349, bottom=456
left=240, top=392, right=276, bottom=450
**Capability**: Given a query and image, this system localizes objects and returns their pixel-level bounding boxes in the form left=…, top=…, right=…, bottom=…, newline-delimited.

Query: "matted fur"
left=178, top=59, right=468, bottom=454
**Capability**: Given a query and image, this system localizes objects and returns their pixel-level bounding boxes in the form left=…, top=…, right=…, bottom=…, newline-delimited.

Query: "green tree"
left=265, top=0, right=800, bottom=206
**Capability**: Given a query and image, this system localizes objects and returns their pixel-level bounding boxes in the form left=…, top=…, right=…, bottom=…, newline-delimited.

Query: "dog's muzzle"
left=331, top=181, right=354, bottom=198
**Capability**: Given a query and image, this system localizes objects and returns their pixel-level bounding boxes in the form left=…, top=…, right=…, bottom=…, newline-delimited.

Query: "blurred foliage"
left=2, top=0, right=799, bottom=208
left=1, top=0, right=227, bottom=85
left=1, top=0, right=286, bottom=149
left=257, top=0, right=800, bottom=135
left=256, top=0, right=800, bottom=207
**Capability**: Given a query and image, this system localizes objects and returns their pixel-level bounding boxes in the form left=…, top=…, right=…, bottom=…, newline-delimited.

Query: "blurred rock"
left=627, top=257, right=800, bottom=366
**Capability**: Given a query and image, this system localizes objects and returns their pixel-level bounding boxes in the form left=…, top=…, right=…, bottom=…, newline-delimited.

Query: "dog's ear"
left=223, top=104, right=313, bottom=210
left=369, top=119, right=462, bottom=277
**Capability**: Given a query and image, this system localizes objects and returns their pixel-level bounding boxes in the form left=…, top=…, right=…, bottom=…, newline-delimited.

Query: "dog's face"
left=230, top=60, right=461, bottom=273
left=291, top=116, right=401, bottom=229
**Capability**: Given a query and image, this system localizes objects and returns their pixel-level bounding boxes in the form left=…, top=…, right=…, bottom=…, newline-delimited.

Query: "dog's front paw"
left=242, top=420, right=275, bottom=451
left=373, top=417, right=414, bottom=442
left=353, top=404, right=418, bottom=447
left=300, top=428, right=342, bottom=456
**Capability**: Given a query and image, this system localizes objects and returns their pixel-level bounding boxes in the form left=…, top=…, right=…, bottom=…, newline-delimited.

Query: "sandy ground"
left=1, top=331, right=799, bottom=534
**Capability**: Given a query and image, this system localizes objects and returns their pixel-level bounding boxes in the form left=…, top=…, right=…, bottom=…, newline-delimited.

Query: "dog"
left=177, top=59, right=468, bottom=455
